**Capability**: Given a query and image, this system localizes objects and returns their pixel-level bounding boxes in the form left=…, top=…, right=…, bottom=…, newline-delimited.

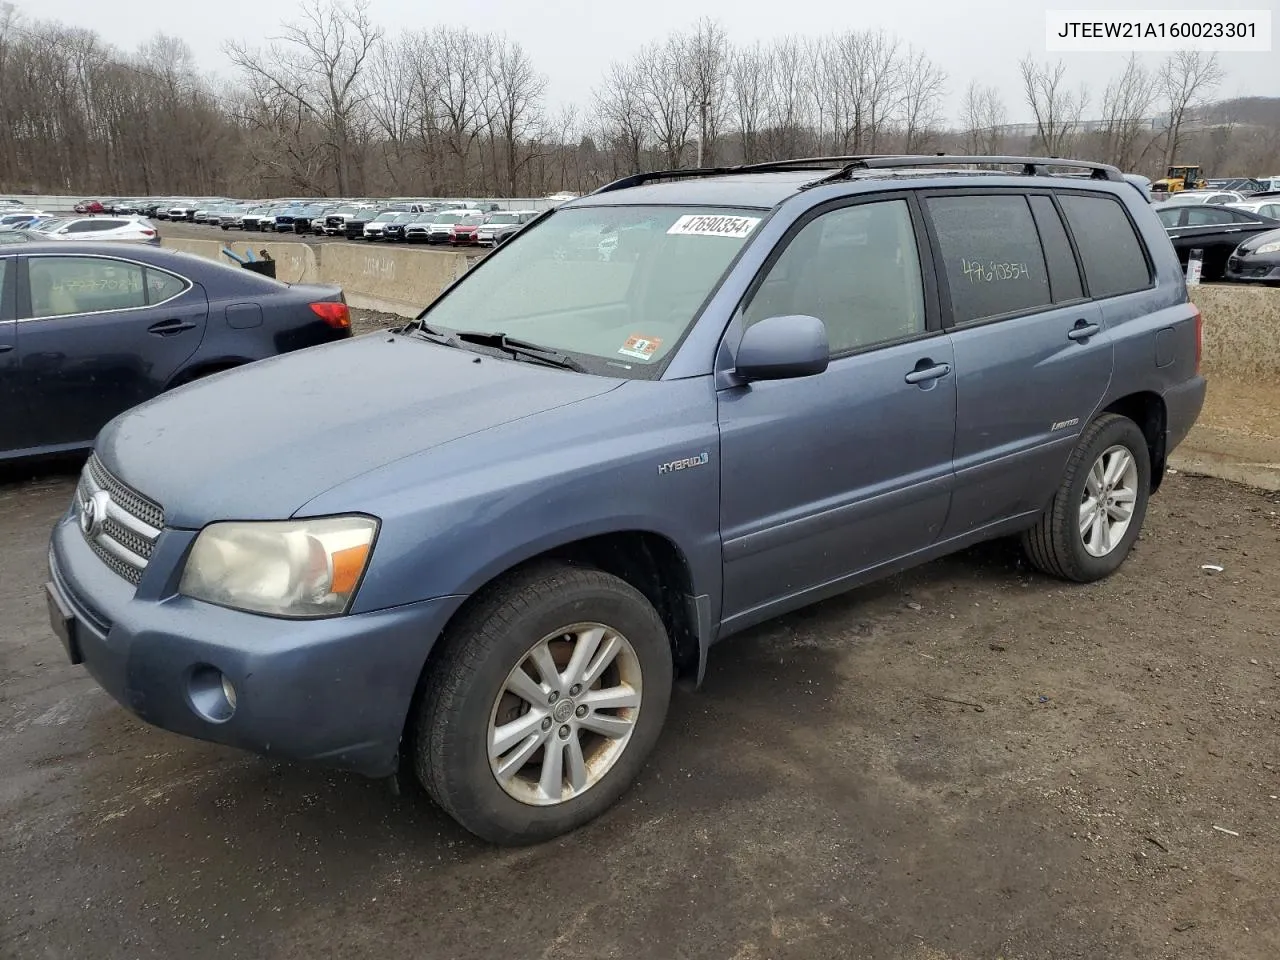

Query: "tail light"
left=141, top=229, right=156, bottom=237
left=1192, top=306, right=1203, bottom=375
left=310, top=301, right=351, bottom=329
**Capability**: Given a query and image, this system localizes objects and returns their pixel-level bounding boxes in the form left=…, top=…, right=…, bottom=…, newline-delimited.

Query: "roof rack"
left=804, top=155, right=1125, bottom=188
left=591, top=154, right=1125, bottom=196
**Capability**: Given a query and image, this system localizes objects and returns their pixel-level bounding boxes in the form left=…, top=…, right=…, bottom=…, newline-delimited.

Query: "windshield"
left=419, top=205, right=763, bottom=378
left=486, top=213, right=519, bottom=224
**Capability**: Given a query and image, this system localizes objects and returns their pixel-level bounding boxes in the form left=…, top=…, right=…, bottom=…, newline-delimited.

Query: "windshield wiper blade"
left=452, top=331, right=588, bottom=372
left=407, top=321, right=462, bottom=347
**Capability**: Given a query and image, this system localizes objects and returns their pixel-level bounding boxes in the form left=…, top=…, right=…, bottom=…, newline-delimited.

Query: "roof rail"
left=591, top=154, right=1125, bottom=196
left=805, top=155, right=1125, bottom=188
left=592, top=156, right=892, bottom=194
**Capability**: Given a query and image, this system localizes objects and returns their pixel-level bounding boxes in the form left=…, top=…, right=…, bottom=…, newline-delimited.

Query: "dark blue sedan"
left=0, top=241, right=352, bottom=461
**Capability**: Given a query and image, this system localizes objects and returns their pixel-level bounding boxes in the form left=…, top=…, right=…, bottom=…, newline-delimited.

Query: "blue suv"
left=46, top=156, right=1205, bottom=844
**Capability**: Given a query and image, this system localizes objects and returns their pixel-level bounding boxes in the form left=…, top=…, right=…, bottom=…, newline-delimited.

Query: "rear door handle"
left=148, top=319, right=197, bottom=336
left=904, top=362, right=951, bottom=384
left=1067, top=322, right=1101, bottom=342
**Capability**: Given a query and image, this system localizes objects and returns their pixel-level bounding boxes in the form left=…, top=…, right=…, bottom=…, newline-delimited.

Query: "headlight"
left=1254, top=241, right=1280, bottom=255
left=179, top=516, right=378, bottom=618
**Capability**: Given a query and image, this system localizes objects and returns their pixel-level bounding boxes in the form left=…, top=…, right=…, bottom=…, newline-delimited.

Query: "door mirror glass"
left=735, top=315, right=829, bottom=381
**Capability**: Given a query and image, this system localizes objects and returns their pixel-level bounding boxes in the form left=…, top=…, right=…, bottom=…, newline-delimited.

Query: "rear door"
left=16, top=254, right=208, bottom=448
left=924, top=191, right=1113, bottom=538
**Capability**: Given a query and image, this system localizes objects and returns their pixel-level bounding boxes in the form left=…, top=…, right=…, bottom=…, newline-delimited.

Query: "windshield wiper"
left=406, top=321, right=462, bottom=346
left=451, top=331, right=588, bottom=372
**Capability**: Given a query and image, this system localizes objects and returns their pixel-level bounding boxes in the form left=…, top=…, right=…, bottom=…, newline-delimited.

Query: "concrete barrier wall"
left=162, top=238, right=477, bottom=316
left=1188, top=284, right=1280, bottom=380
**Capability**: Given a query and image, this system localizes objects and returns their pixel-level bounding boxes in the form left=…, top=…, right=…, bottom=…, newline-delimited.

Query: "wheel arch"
left=1102, top=391, right=1168, bottom=492
left=397, top=529, right=709, bottom=779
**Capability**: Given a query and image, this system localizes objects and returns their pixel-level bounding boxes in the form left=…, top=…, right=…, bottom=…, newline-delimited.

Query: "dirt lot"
left=1, top=466, right=1278, bottom=960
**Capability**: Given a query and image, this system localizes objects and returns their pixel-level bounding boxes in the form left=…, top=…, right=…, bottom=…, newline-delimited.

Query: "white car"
left=1163, top=190, right=1245, bottom=206
left=361, top=210, right=405, bottom=240
left=0, top=210, right=44, bottom=231
left=1226, top=198, right=1280, bottom=221
left=414, top=210, right=484, bottom=244
left=475, top=210, right=538, bottom=246
left=36, top=216, right=160, bottom=244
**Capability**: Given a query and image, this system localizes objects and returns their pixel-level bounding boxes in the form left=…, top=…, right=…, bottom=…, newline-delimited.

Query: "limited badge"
left=618, top=334, right=662, bottom=361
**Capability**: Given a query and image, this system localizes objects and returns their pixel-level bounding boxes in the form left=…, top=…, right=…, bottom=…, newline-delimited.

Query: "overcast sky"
left=23, top=0, right=1279, bottom=124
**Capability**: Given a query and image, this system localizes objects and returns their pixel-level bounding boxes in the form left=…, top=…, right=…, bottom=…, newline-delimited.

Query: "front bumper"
left=48, top=512, right=463, bottom=777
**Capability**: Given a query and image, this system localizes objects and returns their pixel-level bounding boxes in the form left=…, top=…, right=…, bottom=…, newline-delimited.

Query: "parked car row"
left=69, top=195, right=548, bottom=247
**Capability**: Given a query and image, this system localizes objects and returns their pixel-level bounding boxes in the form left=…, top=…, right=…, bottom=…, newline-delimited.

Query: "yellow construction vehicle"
left=1153, top=164, right=1207, bottom=193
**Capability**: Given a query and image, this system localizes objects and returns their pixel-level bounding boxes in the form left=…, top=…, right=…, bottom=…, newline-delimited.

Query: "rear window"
left=926, top=194, right=1052, bottom=323
left=1058, top=195, right=1151, bottom=298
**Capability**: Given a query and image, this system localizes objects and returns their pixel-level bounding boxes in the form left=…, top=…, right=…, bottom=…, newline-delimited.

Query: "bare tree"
left=1160, top=50, right=1224, bottom=168
left=486, top=37, right=547, bottom=193
left=898, top=46, right=946, bottom=153
left=635, top=37, right=697, bottom=168
left=729, top=41, right=770, bottom=164
left=1019, top=56, right=1088, bottom=156
left=226, top=0, right=381, bottom=195
left=961, top=80, right=1006, bottom=154
left=594, top=60, right=647, bottom=174
left=1099, top=53, right=1160, bottom=170
left=683, top=18, right=730, bottom=166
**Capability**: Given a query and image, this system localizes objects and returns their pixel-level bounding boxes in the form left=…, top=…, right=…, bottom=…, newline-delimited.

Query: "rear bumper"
left=48, top=513, right=463, bottom=777
left=1164, top=375, right=1207, bottom=456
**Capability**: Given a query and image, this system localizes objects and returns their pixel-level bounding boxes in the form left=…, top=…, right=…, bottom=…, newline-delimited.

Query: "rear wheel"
left=415, top=563, right=672, bottom=845
left=1022, top=413, right=1151, bottom=582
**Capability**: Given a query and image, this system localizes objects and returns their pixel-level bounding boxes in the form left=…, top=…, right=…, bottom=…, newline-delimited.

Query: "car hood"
left=97, top=333, right=622, bottom=528
left=1235, top=228, right=1280, bottom=253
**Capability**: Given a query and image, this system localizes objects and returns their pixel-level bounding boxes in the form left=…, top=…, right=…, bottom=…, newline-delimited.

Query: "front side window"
left=743, top=199, right=925, bottom=355
left=926, top=194, right=1052, bottom=323
left=29, top=257, right=146, bottom=318
left=420, top=205, right=762, bottom=376
left=1058, top=194, right=1152, bottom=298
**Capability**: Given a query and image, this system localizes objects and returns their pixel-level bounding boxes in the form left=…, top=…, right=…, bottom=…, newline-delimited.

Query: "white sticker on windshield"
left=666, top=214, right=761, bottom=239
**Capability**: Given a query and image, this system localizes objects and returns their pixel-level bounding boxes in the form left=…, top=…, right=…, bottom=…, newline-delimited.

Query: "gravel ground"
left=1, top=466, right=1278, bottom=960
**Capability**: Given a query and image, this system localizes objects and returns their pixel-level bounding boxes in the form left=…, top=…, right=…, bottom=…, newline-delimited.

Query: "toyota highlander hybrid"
left=46, top=155, right=1205, bottom=845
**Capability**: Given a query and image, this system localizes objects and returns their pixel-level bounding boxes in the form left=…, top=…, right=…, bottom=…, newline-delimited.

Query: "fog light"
left=188, top=665, right=236, bottom=723
left=221, top=674, right=238, bottom=711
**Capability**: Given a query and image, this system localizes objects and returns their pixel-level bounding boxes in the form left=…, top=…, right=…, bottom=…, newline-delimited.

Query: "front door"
left=16, top=254, right=208, bottom=449
left=717, top=196, right=957, bottom=631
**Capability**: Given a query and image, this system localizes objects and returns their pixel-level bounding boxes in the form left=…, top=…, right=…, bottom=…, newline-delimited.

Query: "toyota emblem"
left=79, top=490, right=111, bottom=539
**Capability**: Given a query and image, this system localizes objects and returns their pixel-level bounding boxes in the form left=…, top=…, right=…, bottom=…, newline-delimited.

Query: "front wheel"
left=1022, top=413, right=1151, bottom=582
left=414, top=563, right=672, bottom=845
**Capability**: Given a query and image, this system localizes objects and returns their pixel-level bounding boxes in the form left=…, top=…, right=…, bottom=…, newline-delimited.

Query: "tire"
left=415, top=562, right=673, bottom=845
left=1022, top=413, right=1151, bottom=582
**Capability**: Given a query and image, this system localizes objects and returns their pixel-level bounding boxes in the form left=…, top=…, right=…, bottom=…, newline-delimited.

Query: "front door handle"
left=1067, top=322, right=1101, bottom=342
left=904, top=362, right=951, bottom=385
left=0, top=344, right=12, bottom=354
left=148, top=319, right=197, bottom=336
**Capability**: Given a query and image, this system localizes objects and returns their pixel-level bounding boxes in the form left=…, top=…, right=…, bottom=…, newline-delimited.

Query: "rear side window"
left=926, top=194, right=1051, bottom=324
left=28, top=257, right=146, bottom=318
left=1028, top=196, right=1084, bottom=302
left=144, top=267, right=187, bottom=304
left=1184, top=207, right=1235, bottom=226
left=1057, top=195, right=1151, bottom=298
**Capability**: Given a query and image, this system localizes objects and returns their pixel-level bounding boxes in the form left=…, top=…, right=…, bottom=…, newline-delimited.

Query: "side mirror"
left=734, top=315, right=829, bottom=381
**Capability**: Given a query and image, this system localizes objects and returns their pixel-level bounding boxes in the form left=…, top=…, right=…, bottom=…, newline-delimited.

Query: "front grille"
left=77, top=455, right=165, bottom=586
left=86, top=455, right=164, bottom=529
